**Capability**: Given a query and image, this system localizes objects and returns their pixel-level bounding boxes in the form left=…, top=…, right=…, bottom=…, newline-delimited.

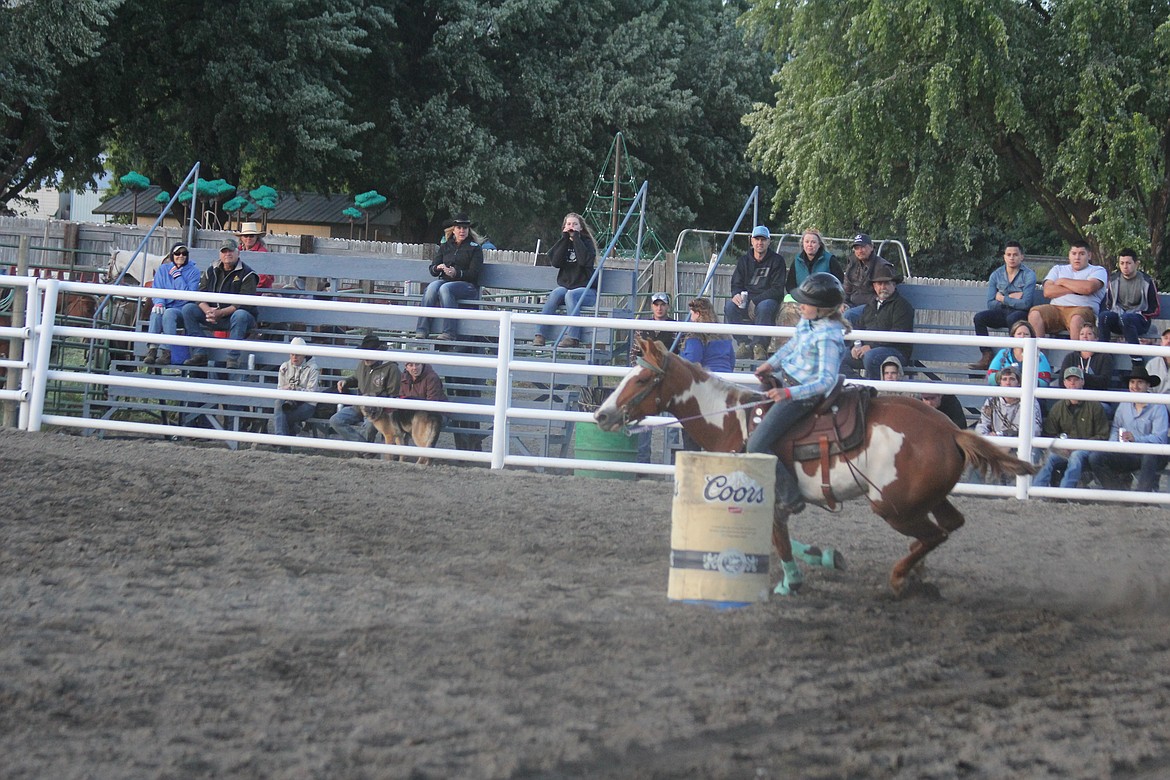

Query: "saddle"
left=751, top=376, right=876, bottom=509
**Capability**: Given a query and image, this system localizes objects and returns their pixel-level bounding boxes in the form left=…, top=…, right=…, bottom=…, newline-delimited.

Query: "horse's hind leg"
left=930, top=498, right=965, bottom=534
left=771, top=507, right=804, bottom=596
left=885, top=512, right=950, bottom=596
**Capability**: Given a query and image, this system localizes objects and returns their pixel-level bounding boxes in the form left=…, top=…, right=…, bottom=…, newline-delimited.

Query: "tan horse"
left=594, top=338, right=1036, bottom=596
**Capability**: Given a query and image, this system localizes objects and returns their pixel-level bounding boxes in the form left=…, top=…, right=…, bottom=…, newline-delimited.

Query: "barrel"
left=669, top=451, right=776, bottom=608
left=573, top=422, right=639, bottom=479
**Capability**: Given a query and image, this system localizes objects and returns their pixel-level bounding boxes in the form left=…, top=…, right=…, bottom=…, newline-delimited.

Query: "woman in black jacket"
left=532, top=212, right=598, bottom=348
left=415, top=213, right=484, bottom=340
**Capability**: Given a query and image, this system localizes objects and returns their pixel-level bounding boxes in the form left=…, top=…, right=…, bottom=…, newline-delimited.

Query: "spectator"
left=143, top=242, right=200, bottom=366
left=680, top=297, right=735, bottom=373
left=533, top=212, right=598, bottom=349
left=785, top=228, right=844, bottom=293
left=1086, top=364, right=1169, bottom=491
left=1099, top=248, right=1161, bottom=353
left=842, top=265, right=914, bottom=379
left=390, top=349, right=449, bottom=464
left=271, top=337, right=320, bottom=448
left=1058, top=323, right=1115, bottom=392
left=880, top=354, right=904, bottom=382
left=985, top=320, right=1054, bottom=387
left=968, top=241, right=1037, bottom=371
left=415, top=213, right=483, bottom=341
left=1146, top=328, right=1170, bottom=393
left=725, top=224, right=787, bottom=362
left=1028, top=240, right=1108, bottom=340
left=235, top=221, right=274, bottom=289
left=634, top=291, right=678, bottom=465
left=920, top=390, right=968, bottom=429
left=842, top=233, right=897, bottom=324
left=329, top=333, right=402, bottom=444
left=180, top=238, right=259, bottom=369
left=1032, top=367, right=1110, bottom=490
left=976, top=365, right=1042, bottom=441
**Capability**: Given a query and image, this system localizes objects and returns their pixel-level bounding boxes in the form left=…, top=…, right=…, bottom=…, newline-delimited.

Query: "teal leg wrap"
left=791, top=540, right=846, bottom=571
left=773, top=559, right=804, bottom=596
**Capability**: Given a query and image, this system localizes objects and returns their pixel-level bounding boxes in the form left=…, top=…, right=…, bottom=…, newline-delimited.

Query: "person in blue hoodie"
left=143, top=242, right=200, bottom=366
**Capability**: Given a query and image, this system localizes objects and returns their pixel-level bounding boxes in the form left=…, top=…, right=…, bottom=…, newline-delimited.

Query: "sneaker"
left=156, top=349, right=171, bottom=366
left=560, top=337, right=580, bottom=348
left=434, top=333, right=454, bottom=341
left=225, top=359, right=242, bottom=370
left=183, top=354, right=209, bottom=367
left=967, top=352, right=992, bottom=371
left=735, top=343, right=752, bottom=360
left=753, top=344, right=768, bottom=362
left=531, top=334, right=546, bottom=347
left=414, top=329, right=427, bottom=339
left=142, top=348, right=158, bottom=365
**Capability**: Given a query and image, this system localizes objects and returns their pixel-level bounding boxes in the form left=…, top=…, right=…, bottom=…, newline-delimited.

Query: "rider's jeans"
left=746, top=395, right=818, bottom=510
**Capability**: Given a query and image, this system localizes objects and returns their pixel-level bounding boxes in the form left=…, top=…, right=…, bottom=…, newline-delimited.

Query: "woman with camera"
left=532, top=212, right=599, bottom=349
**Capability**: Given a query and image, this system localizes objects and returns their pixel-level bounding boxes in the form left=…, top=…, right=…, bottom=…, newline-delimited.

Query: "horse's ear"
left=638, top=336, right=662, bottom=362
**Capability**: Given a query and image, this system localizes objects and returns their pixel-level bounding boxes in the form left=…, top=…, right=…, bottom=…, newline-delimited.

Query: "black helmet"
left=791, top=272, right=844, bottom=308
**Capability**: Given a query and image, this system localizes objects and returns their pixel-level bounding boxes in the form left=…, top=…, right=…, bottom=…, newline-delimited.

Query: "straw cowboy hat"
left=235, top=221, right=265, bottom=236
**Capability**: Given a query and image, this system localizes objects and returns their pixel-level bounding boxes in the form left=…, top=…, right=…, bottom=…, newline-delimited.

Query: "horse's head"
left=594, top=337, right=673, bottom=432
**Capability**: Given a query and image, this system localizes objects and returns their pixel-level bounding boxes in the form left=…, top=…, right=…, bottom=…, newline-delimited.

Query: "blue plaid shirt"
left=766, top=317, right=847, bottom=401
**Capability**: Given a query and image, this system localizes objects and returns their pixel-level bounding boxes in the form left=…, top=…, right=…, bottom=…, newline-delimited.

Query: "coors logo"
left=702, top=471, right=766, bottom=505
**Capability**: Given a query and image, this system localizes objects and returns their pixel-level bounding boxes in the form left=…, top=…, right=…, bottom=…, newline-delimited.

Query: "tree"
left=742, top=0, right=1170, bottom=280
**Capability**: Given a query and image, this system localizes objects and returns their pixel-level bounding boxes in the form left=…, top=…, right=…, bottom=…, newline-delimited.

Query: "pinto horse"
left=594, top=338, right=1036, bottom=596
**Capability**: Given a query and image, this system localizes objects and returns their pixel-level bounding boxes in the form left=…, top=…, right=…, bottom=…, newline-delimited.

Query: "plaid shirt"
left=766, top=317, right=847, bottom=402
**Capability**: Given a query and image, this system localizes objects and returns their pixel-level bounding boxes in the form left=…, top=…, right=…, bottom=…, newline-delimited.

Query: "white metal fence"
left=2, top=275, right=1168, bottom=506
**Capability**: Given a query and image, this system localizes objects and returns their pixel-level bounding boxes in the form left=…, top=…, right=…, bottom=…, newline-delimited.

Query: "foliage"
left=742, top=0, right=1170, bottom=283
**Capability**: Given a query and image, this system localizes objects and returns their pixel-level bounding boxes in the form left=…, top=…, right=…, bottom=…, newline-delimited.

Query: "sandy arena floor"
left=2, top=428, right=1169, bottom=779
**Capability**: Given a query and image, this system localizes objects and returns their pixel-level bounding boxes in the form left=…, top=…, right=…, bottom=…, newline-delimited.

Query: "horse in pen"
left=594, top=338, right=1036, bottom=596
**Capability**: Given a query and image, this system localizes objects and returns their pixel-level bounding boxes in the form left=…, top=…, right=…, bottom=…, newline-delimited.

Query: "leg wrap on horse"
left=791, top=539, right=846, bottom=571
left=774, top=559, right=804, bottom=596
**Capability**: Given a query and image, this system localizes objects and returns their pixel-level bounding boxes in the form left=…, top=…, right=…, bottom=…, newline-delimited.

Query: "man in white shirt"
left=1027, top=241, right=1108, bottom=340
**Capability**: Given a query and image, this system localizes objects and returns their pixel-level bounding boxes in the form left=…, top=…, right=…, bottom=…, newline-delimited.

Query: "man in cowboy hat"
left=842, top=264, right=914, bottom=379
left=1085, top=363, right=1169, bottom=492
left=842, top=232, right=897, bottom=324
left=235, top=221, right=274, bottom=288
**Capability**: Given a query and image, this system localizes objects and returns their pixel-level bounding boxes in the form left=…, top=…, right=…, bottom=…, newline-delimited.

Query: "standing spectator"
left=634, top=292, right=678, bottom=465
left=1058, top=323, right=1116, bottom=392
left=842, top=266, right=914, bottom=379
left=329, top=334, right=402, bottom=444
left=842, top=233, right=897, bottom=324
left=680, top=297, right=735, bottom=373
left=390, top=350, right=449, bottom=464
left=533, top=212, right=598, bottom=349
left=235, top=221, right=274, bottom=289
left=976, top=365, right=1042, bottom=441
left=785, top=228, right=844, bottom=293
left=1099, top=248, right=1161, bottom=353
left=271, top=337, right=320, bottom=448
left=969, top=241, right=1037, bottom=371
left=724, top=224, right=787, bottom=362
left=180, top=238, right=259, bottom=369
left=1146, top=328, right=1170, bottom=393
left=415, top=213, right=483, bottom=341
left=143, top=242, right=200, bottom=366
left=1032, top=367, right=1110, bottom=490
left=1086, top=364, right=1169, bottom=491
left=985, top=320, right=1055, bottom=387
left=1028, top=240, right=1108, bottom=340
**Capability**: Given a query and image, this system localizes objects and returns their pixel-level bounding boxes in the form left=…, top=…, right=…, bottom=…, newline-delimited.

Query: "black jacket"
left=199, top=260, right=259, bottom=317
left=730, top=249, right=786, bottom=305
left=857, top=291, right=915, bottom=360
left=429, top=239, right=483, bottom=287
left=547, top=231, right=597, bottom=290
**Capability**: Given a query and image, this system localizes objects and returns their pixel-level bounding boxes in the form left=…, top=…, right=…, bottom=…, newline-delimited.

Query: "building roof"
left=94, top=186, right=397, bottom=227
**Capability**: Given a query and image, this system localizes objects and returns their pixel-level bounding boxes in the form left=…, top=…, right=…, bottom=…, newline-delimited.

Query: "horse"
left=594, top=338, right=1037, bottom=596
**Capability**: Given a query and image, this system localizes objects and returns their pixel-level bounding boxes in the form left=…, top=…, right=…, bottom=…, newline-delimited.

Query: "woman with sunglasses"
left=143, top=242, right=200, bottom=365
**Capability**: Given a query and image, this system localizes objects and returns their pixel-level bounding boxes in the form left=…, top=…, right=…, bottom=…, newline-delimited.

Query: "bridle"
left=617, top=354, right=669, bottom=426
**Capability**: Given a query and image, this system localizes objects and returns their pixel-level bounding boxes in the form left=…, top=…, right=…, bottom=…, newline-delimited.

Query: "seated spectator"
left=533, top=212, right=598, bottom=349
left=880, top=354, right=904, bottom=382
left=969, top=241, right=1036, bottom=371
left=920, top=390, right=968, bottom=429
left=841, top=233, right=897, bottom=325
left=143, top=242, right=200, bottom=366
left=785, top=228, right=844, bottom=293
left=1058, top=323, right=1115, bottom=392
left=1032, top=367, right=1110, bottom=490
left=1146, top=328, right=1170, bottom=392
left=1086, top=364, right=1169, bottom=492
left=976, top=365, right=1042, bottom=441
left=1099, top=248, right=1160, bottom=354
left=842, top=266, right=914, bottom=379
left=329, top=334, right=402, bottom=444
left=725, top=224, right=786, bottom=361
left=180, top=238, right=259, bottom=369
left=415, top=213, right=483, bottom=341
left=235, top=221, right=274, bottom=289
left=985, top=320, right=1054, bottom=387
left=680, top=297, right=735, bottom=373
left=1028, top=240, right=1107, bottom=340
left=271, top=337, right=320, bottom=449
left=388, top=349, right=448, bottom=465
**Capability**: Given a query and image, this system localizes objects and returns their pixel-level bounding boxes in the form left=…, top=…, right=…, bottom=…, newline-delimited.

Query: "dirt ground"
left=2, top=428, right=1170, bottom=779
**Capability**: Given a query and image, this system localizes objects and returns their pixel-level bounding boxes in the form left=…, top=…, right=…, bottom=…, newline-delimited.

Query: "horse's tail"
left=953, top=429, right=1038, bottom=480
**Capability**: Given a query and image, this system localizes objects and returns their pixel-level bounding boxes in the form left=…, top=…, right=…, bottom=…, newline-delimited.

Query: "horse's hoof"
left=773, top=579, right=803, bottom=596
left=824, top=547, right=846, bottom=571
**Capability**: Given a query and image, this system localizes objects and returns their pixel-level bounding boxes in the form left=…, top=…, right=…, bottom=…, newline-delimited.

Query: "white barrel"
left=668, top=452, right=776, bottom=608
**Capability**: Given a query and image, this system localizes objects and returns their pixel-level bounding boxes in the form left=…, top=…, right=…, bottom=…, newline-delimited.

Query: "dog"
left=370, top=410, right=443, bottom=466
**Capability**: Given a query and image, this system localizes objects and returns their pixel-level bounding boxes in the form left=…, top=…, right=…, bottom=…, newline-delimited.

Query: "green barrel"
left=573, top=422, right=639, bottom=479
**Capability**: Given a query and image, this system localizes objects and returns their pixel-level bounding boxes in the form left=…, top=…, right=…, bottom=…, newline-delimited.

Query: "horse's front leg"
left=772, top=506, right=804, bottom=596
left=791, top=539, right=847, bottom=571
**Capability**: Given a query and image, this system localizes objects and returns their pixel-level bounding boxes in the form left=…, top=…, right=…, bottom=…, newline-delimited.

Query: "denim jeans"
left=416, top=280, right=479, bottom=338
left=1087, top=451, right=1168, bottom=492
left=843, top=305, right=866, bottom=326
left=148, top=306, right=184, bottom=348
left=329, top=405, right=374, bottom=443
left=274, top=400, right=317, bottom=437
left=723, top=297, right=780, bottom=347
left=973, top=307, right=1029, bottom=350
left=1098, top=311, right=1149, bottom=345
left=746, top=395, right=817, bottom=509
left=842, top=345, right=904, bottom=379
left=180, top=303, right=256, bottom=360
left=538, top=286, right=596, bottom=340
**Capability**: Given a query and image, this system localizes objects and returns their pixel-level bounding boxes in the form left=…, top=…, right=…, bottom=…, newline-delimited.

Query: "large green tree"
left=742, top=0, right=1170, bottom=277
